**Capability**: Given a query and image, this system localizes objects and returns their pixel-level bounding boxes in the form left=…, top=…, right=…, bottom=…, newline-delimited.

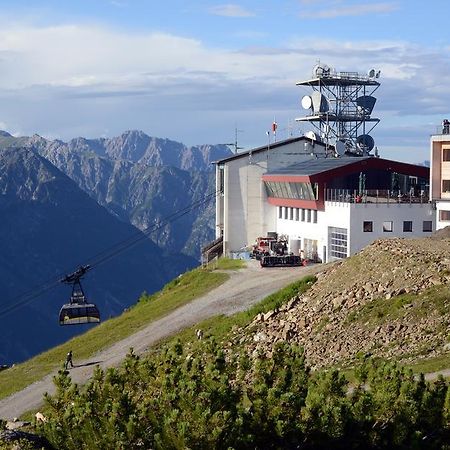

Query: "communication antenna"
left=296, top=63, right=381, bottom=156
left=224, top=127, right=244, bottom=154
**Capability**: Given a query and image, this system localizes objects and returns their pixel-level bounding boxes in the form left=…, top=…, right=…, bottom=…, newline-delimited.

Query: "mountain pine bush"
left=37, top=342, right=449, bottom=449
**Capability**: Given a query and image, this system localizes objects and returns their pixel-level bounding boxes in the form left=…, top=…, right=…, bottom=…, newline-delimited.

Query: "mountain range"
left=0, top=130, right=232, bottom=364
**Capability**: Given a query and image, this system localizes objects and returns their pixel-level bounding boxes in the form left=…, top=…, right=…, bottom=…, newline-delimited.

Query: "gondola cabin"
left=59, top=265, right=101, bottom=326
left=59, top=302, right=100, bottom=325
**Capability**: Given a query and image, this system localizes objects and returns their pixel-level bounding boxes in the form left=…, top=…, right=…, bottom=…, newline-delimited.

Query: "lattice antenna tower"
left=296, top=63, right=381, bottom=156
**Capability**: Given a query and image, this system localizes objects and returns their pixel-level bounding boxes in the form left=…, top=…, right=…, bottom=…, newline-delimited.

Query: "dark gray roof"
left=213, top=136, right=326, bottom=164
left=266, top=155, right=372, bottom=176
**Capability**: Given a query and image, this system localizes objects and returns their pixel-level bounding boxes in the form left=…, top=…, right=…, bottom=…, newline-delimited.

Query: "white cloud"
left=300, top=2, right=399, bottom=19
left=0, top=20, right=447, bottom=163
left=208, top=4, right=255, bottom=17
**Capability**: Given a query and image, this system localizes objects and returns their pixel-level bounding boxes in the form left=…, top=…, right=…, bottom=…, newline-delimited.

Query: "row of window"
left=363, top=220, right=433, bottom=233
left=278, top=206, right=318, bottom=223
left=265, top=181, right=318, bottom=201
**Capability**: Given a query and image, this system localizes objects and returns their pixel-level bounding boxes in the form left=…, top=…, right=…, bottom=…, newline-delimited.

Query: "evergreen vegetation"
left=36, top=341, right=449, bottom=449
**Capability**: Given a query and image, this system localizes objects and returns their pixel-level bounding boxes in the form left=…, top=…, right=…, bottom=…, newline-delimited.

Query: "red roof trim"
left=263, top=174, right=311, bottom=183
left=267, top=197, right=324, bottom=210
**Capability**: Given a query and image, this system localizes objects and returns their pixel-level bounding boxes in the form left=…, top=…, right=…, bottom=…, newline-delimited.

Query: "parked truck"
left=251, top=233, right=303, bottom=267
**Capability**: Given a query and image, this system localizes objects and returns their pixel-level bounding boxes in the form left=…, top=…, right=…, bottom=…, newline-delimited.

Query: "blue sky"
left=0, top=1, right=449, bottom=162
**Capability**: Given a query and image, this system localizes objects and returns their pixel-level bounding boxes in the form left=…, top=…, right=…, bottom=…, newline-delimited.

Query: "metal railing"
left=433, top=125, right=450, bottom=136
left=326, top=189, right=429, bottom=204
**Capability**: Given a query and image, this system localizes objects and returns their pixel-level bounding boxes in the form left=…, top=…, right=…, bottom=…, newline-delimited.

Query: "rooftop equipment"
left=296, top=64, right=381, bottom=156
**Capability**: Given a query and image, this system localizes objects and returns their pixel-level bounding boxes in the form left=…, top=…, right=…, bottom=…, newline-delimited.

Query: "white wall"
left=347, top=202, right=434, bottom=254
left=219, top=139, right=324, bottom=254
left=275, top=201, right=434, bottom=261
left=435, top=200, right=450, bottom=230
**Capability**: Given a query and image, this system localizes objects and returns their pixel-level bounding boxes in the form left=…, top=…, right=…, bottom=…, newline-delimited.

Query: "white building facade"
left=276, top=201, right=433, bottom=263
left=215, top=137, right=327, bottom=255
left=214, top=138, right=433, bottom=262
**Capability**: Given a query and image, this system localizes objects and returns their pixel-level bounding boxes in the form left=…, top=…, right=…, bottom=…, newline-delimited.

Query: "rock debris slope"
left=230, top=236, right=450, bottom=369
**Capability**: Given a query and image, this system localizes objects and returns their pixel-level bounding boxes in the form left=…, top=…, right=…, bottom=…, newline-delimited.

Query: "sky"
left=0, top=0, right=449, bottom=163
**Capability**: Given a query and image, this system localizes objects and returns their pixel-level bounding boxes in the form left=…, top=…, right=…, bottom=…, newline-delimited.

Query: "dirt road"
left=0, top=261, right=320, bottom=420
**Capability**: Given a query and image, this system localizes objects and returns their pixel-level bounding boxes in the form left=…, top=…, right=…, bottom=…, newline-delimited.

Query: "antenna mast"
left=296, top=64, right=381, bottom=156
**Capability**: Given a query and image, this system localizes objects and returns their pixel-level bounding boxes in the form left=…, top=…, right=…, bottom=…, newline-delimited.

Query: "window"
left=383, top=221, right=393, bottom=232
left=295, top=208, right=300, bottom=221
left=289, top=207, right=294, bottom=220
left=440, top=210, right=450, bottom=221
left=403, top=221, right=413, bottom=232
left=363, top=221, right=373, bottom=232
left=313, top=210, right=318, bottom=223
left=278, top=207, right=282, bottom=219
left=301, top=209, right=305, bottom=221
left=284, top=207, right=288, bottom=220
left=443, top=180, right=450, bottom=193
left=329, top=227, right=347, bottom=259
left=423, top=221, right=432, bottom=232
left=307, top=209, right=311, bottom=222
left=443, top=149, right=450, bottom=161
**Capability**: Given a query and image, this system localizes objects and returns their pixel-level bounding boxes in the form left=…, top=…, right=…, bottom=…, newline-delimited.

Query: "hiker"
left=65, top=350, right=74, bottom=370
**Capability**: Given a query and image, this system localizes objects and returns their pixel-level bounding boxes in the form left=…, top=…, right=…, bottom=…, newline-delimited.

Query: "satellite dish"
left=368, top=69, right=376, bottom=78
left=335, top=140, right=346, bottom=156
left=311, top=91, right=329, bottom=114
left=313, top=64, right=330, bottom=78
left=357, top=134, right=375, bottom=153
left=356, top=95, right=377, bottom=115
left=301, top=95, right=312, bottom=110
left=305, top=131, right=318, bottom=141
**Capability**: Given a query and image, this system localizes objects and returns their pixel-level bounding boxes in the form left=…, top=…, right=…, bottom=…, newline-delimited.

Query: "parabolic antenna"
left=313, top=64, right=330, bottom=78
left=311, top=91, right=329, bottom=114
left=356, top=96, right=377, bottom=115
left=301, top=95, right=312, bottom=110
left=357, top=134, right=375, bottom=153
left=335, top=140, right=346, bottom=156
left=305, top=131, right=318, bottom=141
left=368, top=69, right=376, bottom=78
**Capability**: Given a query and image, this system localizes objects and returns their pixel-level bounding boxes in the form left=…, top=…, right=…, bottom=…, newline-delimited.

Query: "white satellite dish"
left=305, top=131, right=318, bottom=141
left=301, top=95, right=312, bottom=110
left=313, top=64, right=330, bottom=78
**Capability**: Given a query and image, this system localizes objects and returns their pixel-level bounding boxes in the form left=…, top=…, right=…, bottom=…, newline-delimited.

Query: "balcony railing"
left=433, top=125, right=450, bottom=136
left=326, top=189, right=429, bottom=204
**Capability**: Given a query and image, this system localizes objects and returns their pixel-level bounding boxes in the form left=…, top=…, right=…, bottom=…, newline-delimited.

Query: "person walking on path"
left=64, top=350, right=74, bottom=370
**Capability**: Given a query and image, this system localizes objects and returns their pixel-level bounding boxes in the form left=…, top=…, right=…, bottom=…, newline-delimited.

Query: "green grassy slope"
left=0, top=259, right=245, bottom=400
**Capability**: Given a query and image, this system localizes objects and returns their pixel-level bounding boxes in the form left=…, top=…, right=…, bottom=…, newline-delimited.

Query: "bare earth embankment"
left=228, top=236, right=450, bottom=375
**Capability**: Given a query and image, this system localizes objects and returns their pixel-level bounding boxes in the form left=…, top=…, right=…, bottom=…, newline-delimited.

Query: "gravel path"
left=0, top=261, right=320, bottom=420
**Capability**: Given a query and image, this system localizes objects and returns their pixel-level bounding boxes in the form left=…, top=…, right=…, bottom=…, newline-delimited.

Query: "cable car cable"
left=0, top=189, right=220, bottom=319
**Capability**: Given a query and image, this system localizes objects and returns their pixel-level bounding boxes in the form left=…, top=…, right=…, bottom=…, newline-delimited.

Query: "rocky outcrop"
left=228, top=237, right=450, bottom=369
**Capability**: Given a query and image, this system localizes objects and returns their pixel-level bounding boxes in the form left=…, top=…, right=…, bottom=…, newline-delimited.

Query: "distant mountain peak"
left=0, top=130, right=12, bottom=137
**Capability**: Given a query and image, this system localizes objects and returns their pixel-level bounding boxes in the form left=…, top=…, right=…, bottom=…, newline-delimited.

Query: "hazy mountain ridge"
left=0, top=145, right=196, bottom=364
left=0, top=130, right=231, bottom=258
